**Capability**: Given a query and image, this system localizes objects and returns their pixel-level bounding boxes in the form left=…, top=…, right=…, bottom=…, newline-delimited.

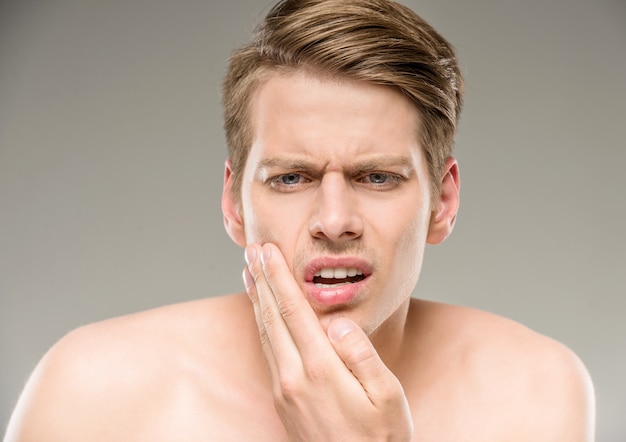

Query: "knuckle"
left=377, top=384, right=397, bottom=404
left=303, top=360, right=328, bottom=383
left=260, top=303, right=277, bottom=325
left=345, top=339, right=375, bottom=366
left=376, top=378, right=403, bottom=405
left=276, top=298, right=297, bottom=319
left=257, top=324, right=270, bottom=347
left=276, top=371, right=303, bottom=400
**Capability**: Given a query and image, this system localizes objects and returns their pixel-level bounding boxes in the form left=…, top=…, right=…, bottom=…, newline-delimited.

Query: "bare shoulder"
left=5, top=293, right=259, bottom=441
left=407, top=299, right=595, bottom=441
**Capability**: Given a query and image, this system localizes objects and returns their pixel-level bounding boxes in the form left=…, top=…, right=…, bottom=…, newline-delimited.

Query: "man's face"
left=228, top=71, right=441, bottom=335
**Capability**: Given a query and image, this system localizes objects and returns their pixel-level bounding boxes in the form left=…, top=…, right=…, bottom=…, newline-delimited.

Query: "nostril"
left=309, top=221, right=362, bottom=241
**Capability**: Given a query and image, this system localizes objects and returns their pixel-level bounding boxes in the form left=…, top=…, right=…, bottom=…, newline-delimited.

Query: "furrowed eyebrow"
left=348, top=156, right=415, bottom=175
left=256, top=157, right=318, bottom=171
left=255, top=158, right=322, bottom=181
left=255, top=155, right=416, bottom=178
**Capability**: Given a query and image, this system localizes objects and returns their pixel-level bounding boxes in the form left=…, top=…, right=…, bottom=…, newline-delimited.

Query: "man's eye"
left=280, top=173, right=301, bottom=185
left=268, top=173, right=309, bottom=191
left=367, top=173, right=389, bottom=184
left=357, top=172, right=403, bottom=189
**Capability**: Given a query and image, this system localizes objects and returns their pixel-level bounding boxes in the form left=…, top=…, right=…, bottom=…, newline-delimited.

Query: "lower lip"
left=304, top=278, right=367, bottom=307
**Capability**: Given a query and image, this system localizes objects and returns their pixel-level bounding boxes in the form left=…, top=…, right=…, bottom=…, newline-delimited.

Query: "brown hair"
left=222, top=0, right=464, bottom=202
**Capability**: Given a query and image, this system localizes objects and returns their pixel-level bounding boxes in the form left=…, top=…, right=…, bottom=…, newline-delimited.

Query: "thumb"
left=327, top=317, right=398, bottom=403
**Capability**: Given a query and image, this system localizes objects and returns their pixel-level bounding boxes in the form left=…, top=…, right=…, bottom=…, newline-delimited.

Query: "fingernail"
left=244, top=245, right=257, bottom=266
left=328, top=317, right=357, bottom=341
left=260, top=245, right=271, bottom=266
left=242, top=267, right=254, bottom=290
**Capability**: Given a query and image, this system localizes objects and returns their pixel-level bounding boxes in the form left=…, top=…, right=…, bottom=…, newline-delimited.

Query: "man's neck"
left=368, top=298, right=412, bottom=373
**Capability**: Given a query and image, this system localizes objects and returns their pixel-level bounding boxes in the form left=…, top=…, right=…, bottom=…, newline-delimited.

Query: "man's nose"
left=308, top=173, right=364, bottom=242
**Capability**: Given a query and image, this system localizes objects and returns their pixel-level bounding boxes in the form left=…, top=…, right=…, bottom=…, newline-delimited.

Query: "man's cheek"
left=262, top=237, right=299, bottom=276
left=242, top=207, right=274, bottom=244
left=244, top=206, right=300, bottom=274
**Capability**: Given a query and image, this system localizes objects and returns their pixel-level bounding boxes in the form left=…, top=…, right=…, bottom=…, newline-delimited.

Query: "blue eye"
left=368, top=173, right=388, bottom=184
left=268, top=173, right=308, bottom=191
left=280, top=173, right=301, bottom=185
left=356, top=172, right=403, bottom=190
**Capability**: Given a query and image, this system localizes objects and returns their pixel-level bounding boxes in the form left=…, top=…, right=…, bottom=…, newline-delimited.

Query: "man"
left=5, top=0, right=594, bottom=440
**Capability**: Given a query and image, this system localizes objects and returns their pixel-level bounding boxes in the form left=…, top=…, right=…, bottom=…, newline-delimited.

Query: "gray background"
left=1, top=0, right=624, bottom=439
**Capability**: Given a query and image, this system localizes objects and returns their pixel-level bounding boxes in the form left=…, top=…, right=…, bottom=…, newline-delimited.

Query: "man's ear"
left=222, top=159, right=247, bottom=247
left=427, top=157, right=460, bottom=245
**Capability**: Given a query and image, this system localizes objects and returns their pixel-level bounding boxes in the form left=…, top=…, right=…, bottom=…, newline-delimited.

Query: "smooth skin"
left=5, top=71, right=595, bottom=441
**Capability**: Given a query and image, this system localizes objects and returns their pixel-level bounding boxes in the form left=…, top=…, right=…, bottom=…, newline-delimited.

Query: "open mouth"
left=312, top=267, right=367, bottom=288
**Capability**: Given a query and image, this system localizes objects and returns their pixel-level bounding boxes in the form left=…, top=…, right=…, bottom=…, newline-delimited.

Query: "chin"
left=315, top=308, right=379, bottom=337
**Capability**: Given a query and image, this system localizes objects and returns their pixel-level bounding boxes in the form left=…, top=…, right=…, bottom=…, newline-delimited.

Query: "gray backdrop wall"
left=1, top=0, right=624, bottom=439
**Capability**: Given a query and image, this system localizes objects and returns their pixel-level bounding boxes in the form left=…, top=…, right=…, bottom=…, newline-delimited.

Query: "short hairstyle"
left=222, top=0, right=464, bottom=203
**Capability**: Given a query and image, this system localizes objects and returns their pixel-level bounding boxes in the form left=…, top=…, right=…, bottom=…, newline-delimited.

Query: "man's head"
left=222, top=0, right=464, bottom=204
left=221, top=0, right=463, bottom=334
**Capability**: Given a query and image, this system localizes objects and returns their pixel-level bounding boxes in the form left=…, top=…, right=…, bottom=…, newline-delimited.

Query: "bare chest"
left=138, top=370, right=507, bottom=442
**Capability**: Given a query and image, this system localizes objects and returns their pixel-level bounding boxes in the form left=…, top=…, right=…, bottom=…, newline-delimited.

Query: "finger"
left=242, top=264, right=280, bottom=377
left=242, top=265, right=272, bottom=352
left=258, top=243, right=334, bottom=361
left=327, top=317, right=403, bottom=406
left=245, top=244, right=302, bottom=370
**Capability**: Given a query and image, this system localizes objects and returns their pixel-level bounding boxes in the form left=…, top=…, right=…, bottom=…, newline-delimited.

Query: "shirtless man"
left=5, top=0, right=595, bottom=440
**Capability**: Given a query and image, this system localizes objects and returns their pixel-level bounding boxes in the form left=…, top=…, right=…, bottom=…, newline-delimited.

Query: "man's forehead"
left=244, top=70, right=425, bottom=175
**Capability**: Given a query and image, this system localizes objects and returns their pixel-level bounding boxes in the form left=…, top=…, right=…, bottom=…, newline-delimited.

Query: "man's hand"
left=243, top=243, right=414, bottom=441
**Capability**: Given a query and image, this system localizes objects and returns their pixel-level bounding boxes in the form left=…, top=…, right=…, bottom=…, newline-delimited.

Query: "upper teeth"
left=314, top=267, right=363, bottom=279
